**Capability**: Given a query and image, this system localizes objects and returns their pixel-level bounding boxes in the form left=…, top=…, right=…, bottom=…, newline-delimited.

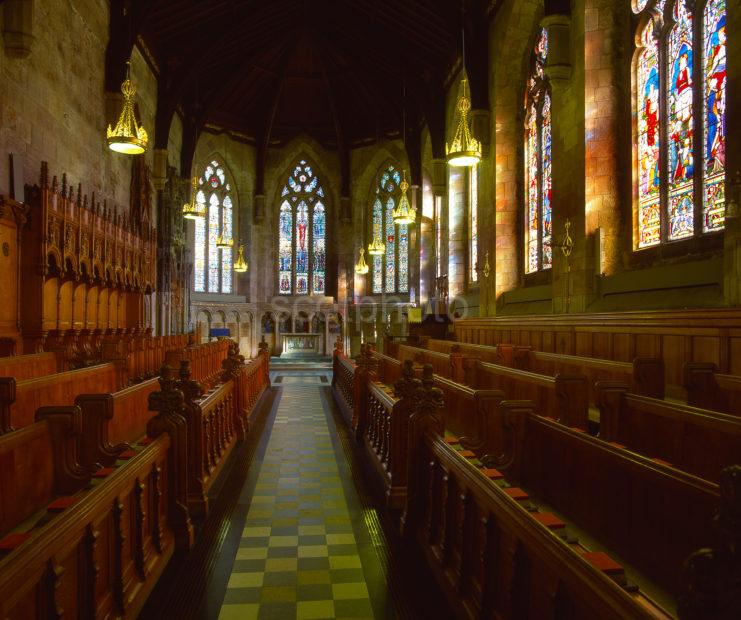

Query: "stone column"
left=584, top=0, right=624, bottom=277
left=544, top=12, right=587, bottom=314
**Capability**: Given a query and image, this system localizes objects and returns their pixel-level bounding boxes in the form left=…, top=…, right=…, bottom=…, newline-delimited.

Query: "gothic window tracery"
left=278, top=160, right=326, bottom=296
left=194, top=160, right=233, bottom=293
left=633, top=0, right=727, bottom=248
left=371, top=164, right=409, bottom=294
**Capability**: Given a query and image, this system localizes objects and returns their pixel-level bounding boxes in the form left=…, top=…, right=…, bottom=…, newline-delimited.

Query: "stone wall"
left=0, top=0, right=157, bottom=209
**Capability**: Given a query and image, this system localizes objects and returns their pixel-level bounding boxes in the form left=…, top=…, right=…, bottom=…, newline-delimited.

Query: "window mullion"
left=659, top=20, right=670, bottom=244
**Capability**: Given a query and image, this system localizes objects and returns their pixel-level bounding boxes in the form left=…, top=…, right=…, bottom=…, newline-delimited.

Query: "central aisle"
left=218, top=374, right=381, bottom=620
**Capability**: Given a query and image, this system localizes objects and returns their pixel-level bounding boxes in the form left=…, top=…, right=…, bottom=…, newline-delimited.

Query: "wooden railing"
left=332, top=347, right=739, bottom=618
left=0, top=432, right=173, bottom=619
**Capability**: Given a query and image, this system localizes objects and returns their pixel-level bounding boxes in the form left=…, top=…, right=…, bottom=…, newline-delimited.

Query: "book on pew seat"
left=47, top=496, right=77, bottom=512
left=0, top=532, right=31, bottom=551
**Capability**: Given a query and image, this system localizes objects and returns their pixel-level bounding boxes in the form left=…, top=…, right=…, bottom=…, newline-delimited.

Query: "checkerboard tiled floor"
left=219, top=380, right=376, bottom=620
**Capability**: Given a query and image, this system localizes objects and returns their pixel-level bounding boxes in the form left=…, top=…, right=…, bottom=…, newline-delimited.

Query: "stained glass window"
left=633, top=0, right=726, bottom=248
left=193, top=160, right=234, bottom=293
left=703, top=0, right=726, bottom=231
left=524, top=28, right=552, bottom=274
left=370, top=164, right=408, bottom=293
left=277, top=160, right=327, bottom=296
left=637, top=18, right=662, bottom=247
left=313, top=203, right=326, bottom=295
left=470, top=165, right=479, bottom=283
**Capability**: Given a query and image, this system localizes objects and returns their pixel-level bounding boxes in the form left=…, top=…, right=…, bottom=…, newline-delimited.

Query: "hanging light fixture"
left=216, top=233, right=234, bottom=250
left=107, top=60, right=149, bottom=155
left=182, top=177, right=206, bottom=220
left=392, top=170, right=415, bottom=225
left=446, top=9, right=481, bottom=168
left=393, top=82, right=416, bottom=225
left=234, top=244, right=248, bottom=272
left=354, top=248, right=369, bottom=275
left=368, top=229, right=386, bottom=256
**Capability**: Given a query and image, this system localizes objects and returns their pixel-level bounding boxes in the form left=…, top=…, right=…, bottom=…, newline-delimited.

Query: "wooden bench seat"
left=0, top=432, right=173, bottom=619
left=0, top=362, right=121, bottom=433
left=417, top=427, right=672, bottom=618
left=0, top=352, right=60, bottom=382
left=466, top=400, right=719, bottom=596
left=0, top=407, right=91, bottom=549
left=683, top=361, right=741, bottom=416
left=74, top=377, right=160, bottom=469
left=596, top=382, right=741, bottom=482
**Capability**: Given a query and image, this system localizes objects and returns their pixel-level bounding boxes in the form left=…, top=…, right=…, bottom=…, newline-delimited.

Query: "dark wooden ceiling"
left=136, top=0, right=464, bottom=149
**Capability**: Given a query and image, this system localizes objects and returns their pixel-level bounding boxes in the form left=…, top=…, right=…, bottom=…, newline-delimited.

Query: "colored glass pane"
left=372, top=197, right=383, bottom=293
left=435, top=196, right=443, bottom=278
left=194, top=215, right=206, bottom=292
left=525, top=104, right=539, bottom=274
left=667, top=0, right=694, bottom=240
left=208, top=194, right=220, bottom=292
left=296, top=202, right=309, bottom=295
left=541, top=93, right=553, bottom=269
left=703, top=0, right=726, bottom=232
left=637, top=19, right=662, bottom=247
left=398, top=223, right=409, bottom=293
left=313, top=202, right=326, bottom=295
left=221, top=195, right=232, bottom=293
left=278, top=201, right=293, bottom=295
left=470, top=166, right=478, bottom=283
left=385, top=197, right=396, bottom=292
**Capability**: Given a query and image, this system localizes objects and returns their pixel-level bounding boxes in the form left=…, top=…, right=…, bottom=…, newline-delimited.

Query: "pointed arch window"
left=194, top=160, right=233, bottom=293
left=371, top=164, right=409, bottom=294
left=278, top=160, right=326, bottom=295
left=524, top=28, right=552, bottom=274
left=633, top=0, right=727, bottom=248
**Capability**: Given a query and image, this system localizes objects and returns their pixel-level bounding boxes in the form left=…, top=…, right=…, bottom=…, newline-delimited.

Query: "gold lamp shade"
left=106, top=61, right=148, bottom=155
left=216, top=234, right=234, bottom=250
left=234, top=244, right=248, bottom=272
left=446, top=80, right=481, bottom=168
left=392, top=172, right=416, bottom=225
left=354, top=248, right=369, bottom=275
left=368, top=232, right=386, bottom=256
left=182, top=177, right=206, bottom=220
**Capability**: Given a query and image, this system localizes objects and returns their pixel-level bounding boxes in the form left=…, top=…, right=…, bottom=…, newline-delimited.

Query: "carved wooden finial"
left=393, top=359, right=420, bottom=401
left=258, top=336, right=269, bottom=356
left=177, top=360, right=203, bottom=403
left=148, top=365, right=185, bottom=418
left=51, top=175, right=59, bottom=194
left=416, top=364, right=444, bottom=419
left=76, top=183, right=82, bottom=206
left=61, top=173, right=68, bottom=197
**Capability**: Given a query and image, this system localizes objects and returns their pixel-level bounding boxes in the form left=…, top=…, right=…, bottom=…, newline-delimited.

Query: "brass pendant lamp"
left=234, top=244, right=248, bottom=272
left=354, top=248, right=370, bottom=275
left=446, top=14, right=481, bottom=168
left=182, top=176, right=206, bottom=220
left=107, top=60, right=149, bottom=155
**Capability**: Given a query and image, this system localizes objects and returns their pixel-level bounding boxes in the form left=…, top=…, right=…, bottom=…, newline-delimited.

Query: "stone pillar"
left=544, top=13, right=587, bottom=314
left=409, top=184, right=421, bottom=305
left=3, top=0, right=34, bottom=59
left=431, top=158, right=448, bottom=310
left=584, top=0, right=624, bottom=277
left=254, top=194, right=265, bottom=223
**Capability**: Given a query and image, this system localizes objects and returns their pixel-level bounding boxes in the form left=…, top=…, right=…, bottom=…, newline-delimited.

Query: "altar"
left=281, top=333, right=322, bottom=357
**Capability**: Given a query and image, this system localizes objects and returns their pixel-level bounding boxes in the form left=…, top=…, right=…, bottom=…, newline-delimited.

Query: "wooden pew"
left=0, top=407, right=90, bottom=548
left=396, top=343, right=466, bottom=382
left=683, top=361, right=741, bottom=416
left=453, top=309, right=741, bottom=398
left=466, top=360, right=590, bottom=430
left=0, top=352, right=61, bottom=381
left=596, top=382, right=741, bottom=482
left=492, top=403, right=719, bottom=596
left=0, top=432, right=173, bottom=619
left=74, top=378, right=160, bottom=469
left=0, top=363, right=122, bottom=433
left=516, top=350, right=665, bottom=400
left=423, top=337, right=515, bottom=365
left=416, top=429, right=671, bottom=619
